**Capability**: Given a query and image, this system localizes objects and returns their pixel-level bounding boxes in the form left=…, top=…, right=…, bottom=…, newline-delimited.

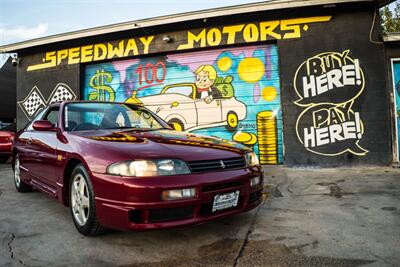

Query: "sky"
left=0, top=0, right=398, bottom=66
left=0, top=0, right=265, bottom=46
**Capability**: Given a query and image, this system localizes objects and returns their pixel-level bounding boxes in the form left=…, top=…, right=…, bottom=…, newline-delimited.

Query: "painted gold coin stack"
left=256, top=110, right=278, bottom=164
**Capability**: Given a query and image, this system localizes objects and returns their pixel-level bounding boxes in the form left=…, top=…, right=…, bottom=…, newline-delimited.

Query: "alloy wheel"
left=14, top=157, right=21, bottom=187
left=71, top=173, right=90, bottom=226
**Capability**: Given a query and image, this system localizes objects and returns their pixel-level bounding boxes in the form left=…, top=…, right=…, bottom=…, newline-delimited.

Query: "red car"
left=13, top=101, right=263, bottom=236
left=0, top=121, right=15, bottom=163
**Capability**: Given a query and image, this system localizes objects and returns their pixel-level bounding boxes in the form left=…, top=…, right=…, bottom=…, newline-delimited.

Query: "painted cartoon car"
left=138, top=81, right=247, bottom=132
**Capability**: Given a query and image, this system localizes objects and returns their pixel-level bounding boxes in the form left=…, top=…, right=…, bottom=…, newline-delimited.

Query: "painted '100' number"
left=135, top=62, right=166, bottom=88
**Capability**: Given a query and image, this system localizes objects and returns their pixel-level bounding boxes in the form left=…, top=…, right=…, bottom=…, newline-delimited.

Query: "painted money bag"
left=214, top=75, right=234, bottom=98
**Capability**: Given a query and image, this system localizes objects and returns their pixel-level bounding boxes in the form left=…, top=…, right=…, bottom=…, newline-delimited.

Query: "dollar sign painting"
left=89, top=69, right=115, bottom=101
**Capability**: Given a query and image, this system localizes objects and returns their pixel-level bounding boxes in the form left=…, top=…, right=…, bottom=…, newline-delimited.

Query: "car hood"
left=69, top=129, right=251, bottom=162
left=139, top=94, right=191, bottom=112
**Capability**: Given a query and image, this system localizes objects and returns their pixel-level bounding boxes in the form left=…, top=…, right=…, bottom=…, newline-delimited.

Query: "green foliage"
left=380, top=1, right=400, bottom=33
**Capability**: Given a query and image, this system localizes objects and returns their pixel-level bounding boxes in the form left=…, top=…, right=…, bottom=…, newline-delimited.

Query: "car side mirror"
left=32, top=120, right=55, bottom=131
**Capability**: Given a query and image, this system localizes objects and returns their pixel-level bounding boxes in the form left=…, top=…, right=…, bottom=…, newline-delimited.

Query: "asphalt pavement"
left=0, top=163, right=399, bottom=266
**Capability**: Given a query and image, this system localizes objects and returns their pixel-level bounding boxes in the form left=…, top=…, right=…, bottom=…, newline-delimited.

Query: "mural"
left=294, top=50, right=368, bottom=156
left=18, top=83, right=76, bottom=120
left=84, top=45, right=283, bottom=164
left=392, top=61, right=400, bottom=161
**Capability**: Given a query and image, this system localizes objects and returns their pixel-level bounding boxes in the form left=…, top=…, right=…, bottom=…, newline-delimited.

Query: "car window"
left=65, top=103, right=167, bottom=131
left=0, top=123, right=16, bottom=132
left=43, top=107, right=60, bottom=126
left=163, top=85, right=193, bottom=97
left=0, top=121, right=9, bottom=130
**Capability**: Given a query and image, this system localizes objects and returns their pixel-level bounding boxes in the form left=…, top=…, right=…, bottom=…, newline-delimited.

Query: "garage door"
left=83, top=44, right=283, bottom=164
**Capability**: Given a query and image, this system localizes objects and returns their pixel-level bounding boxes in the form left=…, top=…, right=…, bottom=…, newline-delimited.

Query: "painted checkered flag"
left=18, top=86, right=46, bottom=117
left=48, top=83, right=77, bottom=104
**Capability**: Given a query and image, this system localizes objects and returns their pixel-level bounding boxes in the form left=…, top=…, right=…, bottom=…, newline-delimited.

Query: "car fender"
left=221, top=98, right=247, bottom=121
left=163, top=113, right=188, bottom=126
left=156, top=103, right=197, bottom=130
left=59, top=153, right=92, bottom=206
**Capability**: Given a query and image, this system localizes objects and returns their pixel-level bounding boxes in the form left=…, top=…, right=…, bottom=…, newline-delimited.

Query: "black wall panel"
left=0, top=58, right=16, bottom=122
left=279, top=4, right=391, bottom=166
left=16, top=57, right=80, bottom=130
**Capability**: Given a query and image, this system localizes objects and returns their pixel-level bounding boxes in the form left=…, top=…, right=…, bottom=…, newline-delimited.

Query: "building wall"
left=0, top=57, right=16, bottom=122
left=15, top=2, right=392, bottom=166
left=279, top=5, right=391, bottom=166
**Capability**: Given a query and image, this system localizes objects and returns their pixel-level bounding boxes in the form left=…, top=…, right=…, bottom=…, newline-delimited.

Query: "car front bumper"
left=0, top=142, right=12, bottom=156
left=91, top=166, right=264, bottom=230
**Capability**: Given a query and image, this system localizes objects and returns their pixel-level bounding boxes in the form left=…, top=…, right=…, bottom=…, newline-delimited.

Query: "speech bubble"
left=293, top=50, right=365, bottom=107
left=295, top=103, right=368, bottom=156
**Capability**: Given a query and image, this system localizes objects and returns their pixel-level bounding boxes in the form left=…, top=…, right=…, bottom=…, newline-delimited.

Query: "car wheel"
left=14, top=155, right=33, bottom=192
left=168, top=118, right=185, bottom=131
left=226, top=111, right=239, bottom=131
left=69, top=164, right=106, bottom=236
left=0, top=156, right=9, bottom=163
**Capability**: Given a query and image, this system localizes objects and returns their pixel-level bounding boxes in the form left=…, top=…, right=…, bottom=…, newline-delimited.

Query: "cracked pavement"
left=0, top=163, right=399, bottom=266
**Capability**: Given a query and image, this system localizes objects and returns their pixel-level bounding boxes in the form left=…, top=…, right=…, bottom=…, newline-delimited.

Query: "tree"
left=380, top=1, right=400, bottom=33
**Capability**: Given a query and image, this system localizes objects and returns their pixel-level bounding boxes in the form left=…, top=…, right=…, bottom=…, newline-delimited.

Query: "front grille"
left=149, top=206, right=194, bottom=223
left=129, top=209, right=142, bottom=223
left=202, top=181, right=243, bottom=192
left=188, top=156, right=246, bottom=173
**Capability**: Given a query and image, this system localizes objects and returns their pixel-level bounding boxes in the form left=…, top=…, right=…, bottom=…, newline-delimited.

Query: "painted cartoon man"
left=194, top=65, right=221, bottom=104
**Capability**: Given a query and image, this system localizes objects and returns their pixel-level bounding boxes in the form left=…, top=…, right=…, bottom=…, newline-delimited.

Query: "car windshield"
left=0, top=121, right=15, bottom=131
left=64, top=102, right=167, bottom=131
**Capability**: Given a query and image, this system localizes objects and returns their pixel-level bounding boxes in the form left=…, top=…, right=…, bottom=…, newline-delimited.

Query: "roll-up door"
left=83, top=44, right=283, bottom=164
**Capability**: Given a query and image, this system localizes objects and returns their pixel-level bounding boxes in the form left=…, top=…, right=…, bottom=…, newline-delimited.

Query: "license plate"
left=212, top=190, right=240, bottom=212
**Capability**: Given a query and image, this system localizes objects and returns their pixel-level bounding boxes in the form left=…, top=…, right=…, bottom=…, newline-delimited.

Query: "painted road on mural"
left=83, top=45, right=283, bottom=164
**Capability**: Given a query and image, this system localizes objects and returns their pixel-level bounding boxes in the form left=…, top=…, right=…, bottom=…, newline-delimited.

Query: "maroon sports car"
left=13, top=101, right=263, bottom=236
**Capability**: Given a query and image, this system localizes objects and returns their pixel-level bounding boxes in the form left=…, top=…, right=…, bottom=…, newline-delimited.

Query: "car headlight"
left=107, top=159, right=191, bottom=177
left=245, top=152, right=260, bottom=167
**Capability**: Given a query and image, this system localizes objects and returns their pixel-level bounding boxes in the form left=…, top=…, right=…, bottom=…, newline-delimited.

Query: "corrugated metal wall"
left=83, top=45, right=283, bottom=164
left=392, top=61, right=400, bottom=161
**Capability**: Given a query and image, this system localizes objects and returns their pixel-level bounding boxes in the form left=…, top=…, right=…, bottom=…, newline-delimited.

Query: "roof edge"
left=0, top=0, right=386, bottom=53
left=383, top=32, right=400, bottom=42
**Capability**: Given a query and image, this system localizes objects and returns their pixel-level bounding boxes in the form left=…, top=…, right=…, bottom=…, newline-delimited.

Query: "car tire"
left=0, top=156, right=9, bottom=163
left=69, top=164, right=106, bottom=236
left=14, top=155, right=33, bottom=193
left=226, top=111, right=239, bottom=132
left=168, top=118, right=185, bottom=131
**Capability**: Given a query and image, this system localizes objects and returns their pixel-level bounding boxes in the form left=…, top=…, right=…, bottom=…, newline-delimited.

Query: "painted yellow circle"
left=172, top=122, right=183, bottom=131
left=233, top=132, right=252, bottom=143
left=217, top=57, right=232, bottom=72
left=227, top=113, right=238, bottom=128
left=238, top=58, right=265, bottom=83
left=233, top=132, right=257, bottom=145
left=262, top=86, right=277, bottom=102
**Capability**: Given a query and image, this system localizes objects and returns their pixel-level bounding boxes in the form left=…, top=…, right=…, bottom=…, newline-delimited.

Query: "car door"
left=27, top=106, right=60, bottom=196
left=17, top=108, right=48, bottom=182
left=194, top=98, right=222, bottom=126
